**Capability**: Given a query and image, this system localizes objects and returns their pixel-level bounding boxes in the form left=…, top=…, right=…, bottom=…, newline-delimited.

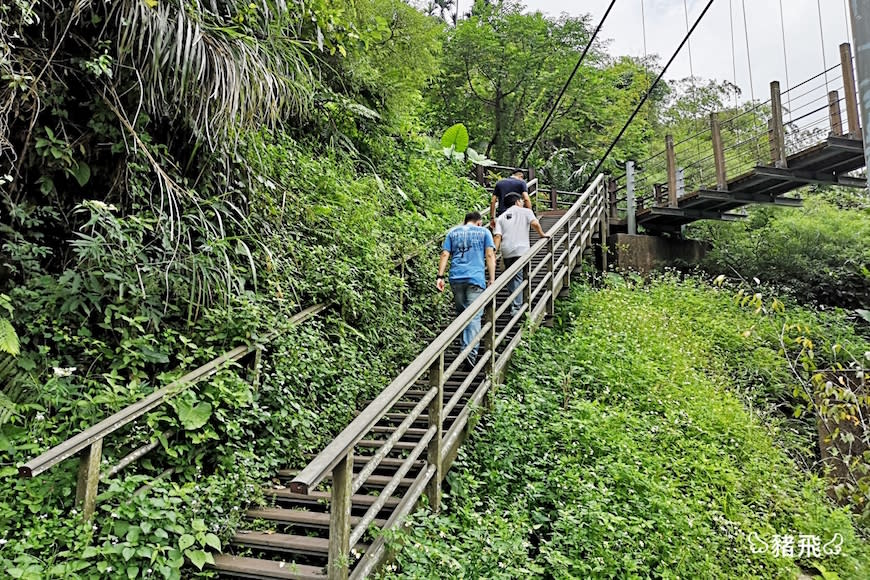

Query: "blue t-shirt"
left=494, top=178, right=528, bottom=216
left=442, top=224, right=495, bottom=289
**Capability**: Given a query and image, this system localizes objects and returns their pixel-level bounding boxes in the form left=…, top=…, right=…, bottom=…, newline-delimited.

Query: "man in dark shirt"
left=489, top=169, right=531, bottom=229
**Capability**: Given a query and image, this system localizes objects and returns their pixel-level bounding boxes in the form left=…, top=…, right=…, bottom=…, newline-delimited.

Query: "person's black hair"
left=464, top=211, right=482, bottom=224
left=512, top=168, right=525, bottom=176
left=504, top=193, right=523, bottom=207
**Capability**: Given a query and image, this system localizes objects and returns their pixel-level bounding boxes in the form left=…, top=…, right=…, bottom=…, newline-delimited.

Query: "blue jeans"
left=503, top=256, right=523, bottom=313
left=450, top=282, right=484, bottom=362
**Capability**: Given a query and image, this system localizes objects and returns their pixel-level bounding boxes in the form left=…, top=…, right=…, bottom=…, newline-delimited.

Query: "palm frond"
left=115, top=0, right=316, bottom=145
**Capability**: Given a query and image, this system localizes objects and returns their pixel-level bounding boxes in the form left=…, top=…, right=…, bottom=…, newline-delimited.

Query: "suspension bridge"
left=12, top=3, right=870, bottom=579
left=609, top=43, right=867, bottom=234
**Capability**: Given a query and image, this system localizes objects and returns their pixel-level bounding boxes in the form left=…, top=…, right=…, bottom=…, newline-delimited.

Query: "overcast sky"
left=454, top=0, right=856, bottom=104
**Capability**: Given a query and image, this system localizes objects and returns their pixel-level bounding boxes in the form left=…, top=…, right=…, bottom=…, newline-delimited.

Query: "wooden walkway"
left=211, top=178, right=609, bottom=579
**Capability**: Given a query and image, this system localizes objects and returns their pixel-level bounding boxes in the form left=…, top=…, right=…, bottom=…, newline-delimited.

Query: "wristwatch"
left=436, top=275, right=445, bottom=280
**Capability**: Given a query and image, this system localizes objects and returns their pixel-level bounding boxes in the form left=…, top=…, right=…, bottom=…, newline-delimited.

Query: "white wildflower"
left=52, top=367, right=76, bottom=377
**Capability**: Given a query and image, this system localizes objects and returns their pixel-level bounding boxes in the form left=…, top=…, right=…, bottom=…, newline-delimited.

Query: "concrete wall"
left=608, top=233, right=707, bottom=273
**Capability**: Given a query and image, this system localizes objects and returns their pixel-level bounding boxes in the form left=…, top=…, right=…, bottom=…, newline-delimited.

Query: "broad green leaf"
left=71, top=161, right=91, bottom=186
left=178, top=534, right=196, bottom=552
left=203, top=533, right=222, bottom=551
left=441, top=123, right=469, bottom=153
left=122, top=547, right=136, bottom=561
left=127, top=566, right=139, bottom=579
left=186, top=549, right=208, bottom=570
left=176, top=401, right=212, bottom=431
left=191, top=518, right=207, bottom=532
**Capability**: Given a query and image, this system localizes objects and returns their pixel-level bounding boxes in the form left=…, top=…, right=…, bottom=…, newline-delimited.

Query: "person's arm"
left=522, top=191, right=532, bottom=210
left=436, top=250, right=450, bottom=292
left=531, top=219, right=549, bottom=238
left=489, top=194, right=498, bottom=228
left=485, top=247, right=496, bottom=286
left=493, top=234, right=502, bottom=251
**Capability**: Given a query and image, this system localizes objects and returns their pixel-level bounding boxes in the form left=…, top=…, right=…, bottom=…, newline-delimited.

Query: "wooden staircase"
left=212, top=178, right=609, bottom=579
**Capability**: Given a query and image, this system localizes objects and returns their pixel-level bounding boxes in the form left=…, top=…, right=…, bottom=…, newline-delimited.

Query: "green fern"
left=0, top=320, right=17, bottom=357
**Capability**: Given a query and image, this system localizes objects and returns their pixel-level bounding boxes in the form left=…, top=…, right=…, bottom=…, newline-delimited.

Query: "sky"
left=453, top=0, right=856, bottom=104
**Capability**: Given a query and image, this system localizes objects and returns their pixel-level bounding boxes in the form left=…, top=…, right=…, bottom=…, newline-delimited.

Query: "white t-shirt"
left=494, top=206, right=539, bottom=258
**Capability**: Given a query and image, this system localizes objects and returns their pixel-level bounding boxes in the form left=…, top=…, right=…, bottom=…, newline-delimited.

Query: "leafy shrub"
left=691, top=197, right=870, bottom=309
left=384, top=275, right=870, bottom=579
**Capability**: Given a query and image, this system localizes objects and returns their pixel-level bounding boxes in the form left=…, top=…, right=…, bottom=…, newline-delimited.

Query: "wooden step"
left=263, top=488, right=400, bottom=508
left=370, top=426, right=429, bottom=436
left=246, top=508, right=387, bottom=528
left=358, top=439, right=417, bottom=450
left=232, top=531, right=331, bottom=555
left=211, top=555, right=325, bottom=579
left=276, top=471, right=415, bottom=488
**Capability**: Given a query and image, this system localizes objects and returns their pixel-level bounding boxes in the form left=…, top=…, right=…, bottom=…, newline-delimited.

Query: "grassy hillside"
left=384, top=276, right=870, bottom=579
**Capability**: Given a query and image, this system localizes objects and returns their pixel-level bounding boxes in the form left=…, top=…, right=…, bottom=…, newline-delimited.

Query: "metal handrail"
left=288, top=174, right=608, bottom=579
left=19, top=303, right=328, bottom=517
left=288, top=175, right=602, bottom=494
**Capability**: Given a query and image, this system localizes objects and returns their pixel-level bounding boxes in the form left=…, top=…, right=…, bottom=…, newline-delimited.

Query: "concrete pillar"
left=849, top=1, right=870, bottom=189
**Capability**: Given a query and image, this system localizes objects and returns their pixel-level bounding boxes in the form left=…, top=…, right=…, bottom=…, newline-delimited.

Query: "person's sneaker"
left=463, top=357, right=477, bottom=373
left=510, top=307, right=521, bottom=317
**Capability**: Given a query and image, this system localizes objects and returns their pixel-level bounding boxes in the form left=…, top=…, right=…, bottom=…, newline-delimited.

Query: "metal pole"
left=626, top=161, right=637, bottom=235
left=848, top=1, right=870, bottom=188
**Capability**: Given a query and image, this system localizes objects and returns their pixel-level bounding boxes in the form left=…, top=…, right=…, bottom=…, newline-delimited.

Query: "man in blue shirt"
left=436, top=211, right=496, bottom=368
left=489, top=169, right=531, bottom=229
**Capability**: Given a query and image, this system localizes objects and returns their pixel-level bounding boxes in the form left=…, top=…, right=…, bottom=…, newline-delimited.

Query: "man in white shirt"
left=493, top=194, right=549, bottom=316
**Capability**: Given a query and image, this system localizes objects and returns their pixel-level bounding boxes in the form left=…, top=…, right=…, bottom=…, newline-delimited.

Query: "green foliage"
left=426, top=1, right=658, bottom=178
left=441, top=123, right=470, bottom=153
left=691, top=196, right=870, bottom=309
left=383, top=276, right=870, bottom=578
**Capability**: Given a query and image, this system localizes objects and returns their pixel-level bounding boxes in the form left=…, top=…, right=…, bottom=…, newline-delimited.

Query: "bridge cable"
left=778, top=0, right=792, bottom=121
left=581, top=0, right=717, bottom=191
left=817, top=0, right=830, bottom=93
left=518, top=0, right=618, bottom=168
left=641, top=0, right=648, bottom=57
left=729, top=0, right=738, bottom=108
left=740, top=0, right=755, bottom=102
left=683, top=0, right=703, bottom=185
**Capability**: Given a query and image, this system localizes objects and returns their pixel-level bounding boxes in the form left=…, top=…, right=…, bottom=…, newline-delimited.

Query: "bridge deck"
left=632, top=135, right=864, bottom=232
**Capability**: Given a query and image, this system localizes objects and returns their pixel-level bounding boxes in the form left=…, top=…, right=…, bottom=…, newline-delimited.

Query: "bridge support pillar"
left=846, top=5, right=870, bottom=188
left=626, top=161, right=637, bottom=235
left=769, top=81, right=787, bottom=168
left=665, top=134, right=678, bottom=207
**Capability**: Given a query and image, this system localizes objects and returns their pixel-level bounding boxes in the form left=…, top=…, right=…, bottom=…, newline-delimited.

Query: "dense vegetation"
left=385, top=276, right=870, bottom=578
left=1, top=0, right=868, bottom=578
left=691, top=192, right=870, bottom=310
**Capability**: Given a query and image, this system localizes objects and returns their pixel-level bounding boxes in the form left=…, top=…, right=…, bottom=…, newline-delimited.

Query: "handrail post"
left=483, top=297, right=496, bottom=381
left=425, top=353, right=444, bottom=511
left=710, top=112, right=727, bottom=190
left=626, top=161, right=637, bottom=235
left=550, top=187, right=557, bottom=210
left=829, top=90, right=844, bottom=136
left=598, top=208, right=609, bottom=273
left=840, top=42, right=861, bottom=137
left=475, top=164, right=485, bottom=186
left=608, top=179, right=618, bottom=219
left=665, top=134, right=678, bottom=207
left=522, top=260, right=532, bottom=312
left=564, top=209, right=573, bottom=287
left=769, top=81, right=787, bottom=168
left=546, top=236, right=556, bottom=319
left=247, top=346, right=263, bottom=390
left=328, top=451, right=353, bottom=580
left=76, top=439, right=103, bottom=520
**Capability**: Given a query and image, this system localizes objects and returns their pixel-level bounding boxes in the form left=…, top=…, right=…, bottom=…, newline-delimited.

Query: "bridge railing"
left=17, top=303, right=327, bottom=520
left=609, top=42, right=861, bottom=223
left=290, top=174, right=608, bottom=579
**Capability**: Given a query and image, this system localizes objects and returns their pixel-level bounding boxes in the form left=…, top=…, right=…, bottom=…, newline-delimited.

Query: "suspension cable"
left=641, top=0, right=648, bottom=57
left=778, top=0, right=791, bottom=119
left=817, top=0, right=829, bottom=93
left=518, top=0, right=618, bottom=167
left=581, top=0, right=717, bottom=190
left=741, top=0, right=755, bottom=101
left=729, top=0, right=738, bottom=108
